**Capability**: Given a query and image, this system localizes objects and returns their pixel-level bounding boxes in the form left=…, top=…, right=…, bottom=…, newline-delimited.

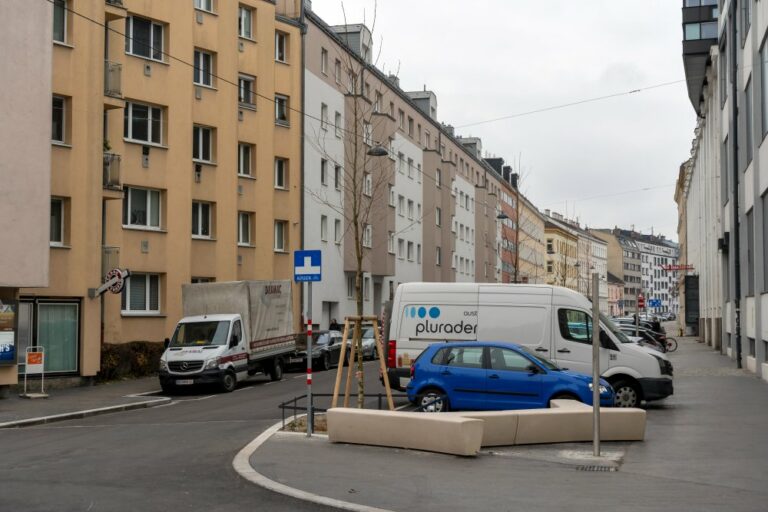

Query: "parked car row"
left=286, top=327, right=382, bottom=372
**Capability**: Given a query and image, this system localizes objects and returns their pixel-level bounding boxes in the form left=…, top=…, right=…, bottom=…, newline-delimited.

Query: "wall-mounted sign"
left=0, top=302, right=16, bottom=366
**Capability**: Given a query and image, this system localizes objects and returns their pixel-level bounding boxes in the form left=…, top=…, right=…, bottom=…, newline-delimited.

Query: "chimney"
left=443, top=123, right=455, bottom=137
left=387, top=74, right=400, bottom=89
left=510, top=173, right=519, bottom=189
left=544, top=209, right=551, bottom=217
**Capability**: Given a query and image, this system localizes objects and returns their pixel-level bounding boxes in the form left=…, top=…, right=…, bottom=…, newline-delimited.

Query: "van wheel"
left=220, top=371, right=237, bottom=393
left=612, top=380, right=640, bottom=408
left=269, top=358, right=284, bottom=381
left=548, top=393, right=580, bottom=407
left=418, top=388, right=449, bottom=413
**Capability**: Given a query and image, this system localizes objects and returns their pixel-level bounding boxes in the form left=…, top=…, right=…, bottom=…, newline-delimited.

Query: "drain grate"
left=576, top=465, right=618, bottom=472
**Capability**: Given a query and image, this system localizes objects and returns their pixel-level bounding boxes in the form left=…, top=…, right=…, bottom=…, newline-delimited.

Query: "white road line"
left=233, top=417, right=394, bottom=512
left=123, top=390, right=163, bottom=398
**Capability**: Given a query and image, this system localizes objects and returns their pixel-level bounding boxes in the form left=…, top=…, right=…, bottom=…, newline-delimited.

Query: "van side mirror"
left=164, top=338, right=170, bottom=350
left=229, top=335, right=239, bottom=348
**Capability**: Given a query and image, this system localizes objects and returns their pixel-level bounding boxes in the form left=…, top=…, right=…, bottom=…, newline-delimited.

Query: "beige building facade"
left=544, top=217, right=578, bottom=291
left=19, top=0, right=303, bottom=380
left=0, top=0, right=53, bottom=387
left=517, top=194, right=546, bottom=284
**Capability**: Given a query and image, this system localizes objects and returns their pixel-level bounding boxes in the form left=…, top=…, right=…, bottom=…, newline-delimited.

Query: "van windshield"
left=171, top=321, right=229, bottom=347
left=600, top=313, right=633, bottom=344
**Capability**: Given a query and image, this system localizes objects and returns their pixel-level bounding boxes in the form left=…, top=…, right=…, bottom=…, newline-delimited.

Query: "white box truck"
left=383, top=283, right=674, bottom=408
left=159, top=280, right=296, bottom=393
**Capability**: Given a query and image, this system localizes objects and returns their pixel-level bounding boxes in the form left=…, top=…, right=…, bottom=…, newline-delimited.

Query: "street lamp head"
left=496, top=212, right=509, bottom=220
left=366, top=145, right=389, bottom=157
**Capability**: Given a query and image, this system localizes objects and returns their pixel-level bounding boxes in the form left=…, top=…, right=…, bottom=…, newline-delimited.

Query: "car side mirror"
left=164, top=338, right=170, bottom=350
left=526, top=364, right=541, bottom=374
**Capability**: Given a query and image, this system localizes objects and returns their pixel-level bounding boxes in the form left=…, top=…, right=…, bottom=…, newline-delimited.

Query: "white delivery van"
left=384, top=283, right=673, bottom=407
left=159, top=280, right=297, bottom=393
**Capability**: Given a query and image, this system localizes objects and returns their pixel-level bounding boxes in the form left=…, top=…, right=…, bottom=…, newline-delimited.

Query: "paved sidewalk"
left=0, top=376, right=167, bottom=427
left=245, top=336, right=768, bottom=512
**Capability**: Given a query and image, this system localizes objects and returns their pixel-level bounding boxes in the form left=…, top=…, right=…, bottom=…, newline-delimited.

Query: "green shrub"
left=98, top=341, right=165, bottom=382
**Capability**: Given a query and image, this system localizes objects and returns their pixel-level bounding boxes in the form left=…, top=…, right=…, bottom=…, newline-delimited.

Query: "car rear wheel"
left=612, top=379, right=640, bottom=408
left=319, top=352, right=330, bottom=372
left=418, top=388, right=449, bottom=413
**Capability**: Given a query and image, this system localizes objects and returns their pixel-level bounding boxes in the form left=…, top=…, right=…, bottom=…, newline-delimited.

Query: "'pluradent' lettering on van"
left=404, top=305, right=478, bottom=338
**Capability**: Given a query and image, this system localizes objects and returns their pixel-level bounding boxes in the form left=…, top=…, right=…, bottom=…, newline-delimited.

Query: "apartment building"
left=607, top=272, right=625, bottom=316
left=592, top=229, right=643, bottom=311
left=635, top=236, right=680, bottom=315
left=302, top=9, right=502, bottom=326
left=0, top=0, right=52, bottom=390
left=679, top=0, right=767, bottom=377
left=544, top=214, right=579, bottom=291
left=517, top=194, right=547, bottom=285
left=18, top=0, right=303, bottom=381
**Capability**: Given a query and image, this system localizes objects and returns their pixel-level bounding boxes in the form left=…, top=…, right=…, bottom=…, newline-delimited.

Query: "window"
left=546, top=238, right=554, bottom=254
left=320, top=158, right=328, bottom=185
left=334, top=59, right=341, bottom=83
left=334, top=165, right=341, bottom=190
left=126, top=16, right=164, bottom=61
left=274, top=158, right=288, bottom=189
left=436, top=246, right=442, bottom=266
left=238, top=143, right=253, bottom=176
left=398, top=153, right=405, bottom=173
left=363, top=173, right=372, bottom=196
left=238, top=5, right=253, bottom=39
left=489, top=347, right=531, bottom=372
left=557, top=309, right=592, bottom=344
left=747, top=210, right=754, bottom=295
left=238, top=212, right=252, bottom=245
left=746, top=77, right=753, bottom=164
left=683, top=22, right=717, bottom=40
left=398, top=109, right=404, bottom=129
left=547, top=261, right=553, bottom=273
left=274, top=221, right=288, bottom=251
left=334, top=112, right=342, bottom=137
left=363, top=122, right=373, bottom=146
left=408, top=117, right=413, bottom=137
left=436, top=207, right=442, bottom=226
left=238, top=74, right=255, bottom=106
left=52, top=96, right=65, bottom=143
left=389, top=137, right=396, bottom=160
left=53, top=0, right=66, bottom=43
left=364, top=276, right=371, bottom=301
left=275, top=31, right=287, bottom=62
left=320, top=48, right=328, bottom=74
left=191, top=201, right=211, bottom=238
left=374, top=91, right=382, bottom=113
left=346, top=274, right=354, bottom=298
left=320, top=215, right=328, bottom=242
left=389, top=185, right=395, bottom=206
left=123, top=187, right=161, bottom=229
left=407, top=200, right=414, bottom=220
left=193, top=125, right=213, bottom=162
left=195, top=0, right=213, bottom=12
left=122, top=273, right=160, bottom=314
left=275, top=94, right=289, bottom=125
left=407, top=158, right=414, bottom=179
left=407, top=241, right=414, bottom=261
left=398, top=239, right=404, bottom=259
left=417, top=244, right=422, bottom=264
left=384, top=232, right=394, bottom=254
left=334, top=219, right=341, bottom=244
left=398, top=195, right=405, bottom=216
left=436, top=168, right=442, bottom=187
left=124, top=102, right=162, bottom=144
left=50, top=198, right=63, bottom=245
left=764, top=193, right=768, bottom=292
left=320, top=103, right=328, bottom=130
left=363, top=224, right=372, bottom=248
left=441, top=346, right=484, bottom=368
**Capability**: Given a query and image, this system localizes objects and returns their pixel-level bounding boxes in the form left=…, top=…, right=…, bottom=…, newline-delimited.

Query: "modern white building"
left=392, top=133, right=424, bottom=286
left=452, top=175, right=476, bottom=282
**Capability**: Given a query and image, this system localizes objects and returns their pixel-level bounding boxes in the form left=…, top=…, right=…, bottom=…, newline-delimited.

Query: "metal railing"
left=103, top=152, right=121, bottom=190
left=104, top=61, right=122, bottom=98
left=278, top=392, right=410, bottom=430
left=105, top=0, right=124, bottom=7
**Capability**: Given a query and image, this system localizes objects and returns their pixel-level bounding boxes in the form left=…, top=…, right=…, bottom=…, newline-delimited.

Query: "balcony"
left=104, top=61, right=122, bottom=98
left=103, top=153, right=122, bottom=196
left=104, top=0, right=127, bottom=22
left=102, top=246, right=120, bottom=278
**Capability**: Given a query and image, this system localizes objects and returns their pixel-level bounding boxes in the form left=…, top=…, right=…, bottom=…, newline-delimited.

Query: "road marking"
left=177, top=394, right=216, bottom=401
left=123, top=390, right=163, bottom=398
left=233, top=417, right=394, bottom=512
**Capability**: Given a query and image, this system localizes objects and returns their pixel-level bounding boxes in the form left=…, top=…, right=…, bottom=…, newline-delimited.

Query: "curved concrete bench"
left=326, top=408, right=484, bottom=456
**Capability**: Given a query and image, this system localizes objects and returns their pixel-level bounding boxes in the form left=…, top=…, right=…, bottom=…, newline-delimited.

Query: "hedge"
left=98, top=341, right=165, bottom=382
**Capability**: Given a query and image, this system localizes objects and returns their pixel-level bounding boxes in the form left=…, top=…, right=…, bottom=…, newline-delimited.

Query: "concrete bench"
left=326, top=408, right=484, bottom=456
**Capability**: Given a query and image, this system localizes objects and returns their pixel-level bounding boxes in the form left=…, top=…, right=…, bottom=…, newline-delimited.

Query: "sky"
left=308, top=0, right=696, bottom=241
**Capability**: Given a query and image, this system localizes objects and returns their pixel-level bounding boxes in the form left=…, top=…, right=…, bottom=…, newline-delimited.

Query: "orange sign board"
left=27, top=352, right=43, bottom=365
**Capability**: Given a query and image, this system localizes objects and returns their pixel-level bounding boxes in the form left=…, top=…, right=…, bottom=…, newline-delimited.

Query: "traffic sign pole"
left=306, top=281, right=313, bottom=437
left=293, top=250, right=321, bottom=438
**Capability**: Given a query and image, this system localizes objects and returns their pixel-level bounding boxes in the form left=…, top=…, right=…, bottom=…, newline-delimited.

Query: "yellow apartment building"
left=19, top=0, right=303, bottom=380
left=544, top=216, right=579, bottom=291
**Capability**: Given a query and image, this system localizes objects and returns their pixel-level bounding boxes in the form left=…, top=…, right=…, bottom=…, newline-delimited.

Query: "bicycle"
left=664, top=337, right=678, bottom=352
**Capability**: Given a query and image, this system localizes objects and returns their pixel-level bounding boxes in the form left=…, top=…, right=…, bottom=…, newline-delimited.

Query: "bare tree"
left=307, top=3, right=396, bottom=407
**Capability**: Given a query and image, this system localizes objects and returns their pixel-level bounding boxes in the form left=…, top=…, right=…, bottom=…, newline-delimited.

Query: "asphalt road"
left=0, top=360, right=395, bottom=512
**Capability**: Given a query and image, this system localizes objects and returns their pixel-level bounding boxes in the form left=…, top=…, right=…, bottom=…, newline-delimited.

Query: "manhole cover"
left=576, top=465, right=618, bottom=472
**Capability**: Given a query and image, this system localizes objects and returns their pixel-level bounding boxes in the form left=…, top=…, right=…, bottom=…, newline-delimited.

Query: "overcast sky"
left=309, top=0, right=694, bottom=241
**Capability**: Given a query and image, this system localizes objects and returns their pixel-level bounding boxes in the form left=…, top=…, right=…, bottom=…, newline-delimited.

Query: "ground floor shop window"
left=17, top=301, right=79, bottom=374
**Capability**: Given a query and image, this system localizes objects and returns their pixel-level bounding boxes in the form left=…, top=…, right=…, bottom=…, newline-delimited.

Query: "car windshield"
left=314, top=333, right=331, bottom=345
left=600, top=313, right=633, bottom=344
left=361, top=327, right=375, bottom=339
left=519, top=346, right=560, bottom=371
left=171, top=321, right=229, bottom=347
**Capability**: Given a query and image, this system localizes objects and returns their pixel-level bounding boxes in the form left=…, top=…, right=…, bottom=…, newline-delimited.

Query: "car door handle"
left=557, top=348, right=571, bottom=354
left=535, top=348, right=548, bottom=352
left=441, top=370, right=452, bottom=375
left=488, top=374, right=500, bottom=379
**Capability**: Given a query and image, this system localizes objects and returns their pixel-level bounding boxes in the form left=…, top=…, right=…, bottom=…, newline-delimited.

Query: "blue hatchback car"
left=406, top=341, right=614, bottom=411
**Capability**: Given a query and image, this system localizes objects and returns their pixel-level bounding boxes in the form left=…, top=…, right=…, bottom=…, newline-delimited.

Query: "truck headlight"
left=159, top=359, right=168, bottom=371
left=204, top=358, right=219, bottom=370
